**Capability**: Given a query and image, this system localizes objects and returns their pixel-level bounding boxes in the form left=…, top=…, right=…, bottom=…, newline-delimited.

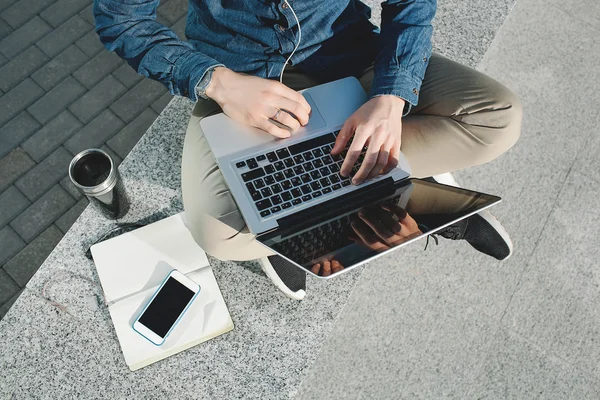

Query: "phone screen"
left=138, top=277, right=195, bottom=338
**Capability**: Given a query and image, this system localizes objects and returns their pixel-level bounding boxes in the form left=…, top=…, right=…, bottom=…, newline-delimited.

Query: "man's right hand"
left=205, top=67, right=312, bottom=138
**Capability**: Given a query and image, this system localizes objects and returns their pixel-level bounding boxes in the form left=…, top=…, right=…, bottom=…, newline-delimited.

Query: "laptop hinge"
left=275, top=177, right=397, bottom=233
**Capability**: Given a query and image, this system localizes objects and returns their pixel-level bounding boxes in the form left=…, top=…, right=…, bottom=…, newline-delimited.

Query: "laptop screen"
left=257, top=178, right=501, bottom=278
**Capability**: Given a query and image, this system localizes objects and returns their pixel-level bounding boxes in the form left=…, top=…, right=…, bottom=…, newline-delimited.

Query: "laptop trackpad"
left=301, top=93, right=327, bottom=132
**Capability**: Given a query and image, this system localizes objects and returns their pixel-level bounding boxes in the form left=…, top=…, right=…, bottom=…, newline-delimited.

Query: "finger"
left=340, top=128, right=369, bottom=178
left=270, top=106, right=301, bottom=131
left=358, top=208, right=396, bottom=242
left=274, top=96, right=310, bottom=126
left=331, top=119, right=353, bottom=155
left=271, top=83, right=312, bottom=116
left=311, top=263, right=321, bottom=274
left=351, top=218, right=386, bottom=250
left=256, top=118, right=291, bottom=138
left=399, top=211, right=419, bottom=231
left=296, top=92, right=312, bottom=115
left=331, top=260, right=344, bottom=273
left=365, top=144, right=390, bottom=181
left=381, top=203, right=408, bottom=221
left=322, top=261, right=331, bottom=277
left=351, top=129, right=386, bottom=184
left=381, top=141, right=400, bottom=175
left=381, top=205, right=417, bottom=235
left=376, top=206, right=402, bottom=234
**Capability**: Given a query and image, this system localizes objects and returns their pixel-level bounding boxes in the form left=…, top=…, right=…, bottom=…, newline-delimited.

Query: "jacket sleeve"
left=370, top=0, right=436, bottom=113
left=93, top=0, right=223, bottom=101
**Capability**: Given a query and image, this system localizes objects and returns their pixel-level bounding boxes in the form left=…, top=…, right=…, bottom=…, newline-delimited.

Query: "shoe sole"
left=259, top=258, right=306, bottom=300
left=477, top=210, right=514, bottom=260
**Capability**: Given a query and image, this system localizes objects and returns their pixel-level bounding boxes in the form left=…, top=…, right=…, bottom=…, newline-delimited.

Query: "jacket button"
left=412, top=88, right=419, bottom=95
left=279, top=25, right=286, bottom=31
left=423, top=56, right=427, bottom=62
left=282, top=2, right=288, bottom=9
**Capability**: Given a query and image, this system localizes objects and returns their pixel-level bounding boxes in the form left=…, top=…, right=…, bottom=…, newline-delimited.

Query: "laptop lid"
left=256, top=178, right=501, bottom=279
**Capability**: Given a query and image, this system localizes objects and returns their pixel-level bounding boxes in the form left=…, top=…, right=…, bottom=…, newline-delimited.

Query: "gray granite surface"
left=0, top=1, right=518, bottom=398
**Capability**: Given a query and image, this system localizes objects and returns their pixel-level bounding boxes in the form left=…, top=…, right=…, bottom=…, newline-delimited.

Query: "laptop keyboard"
left=234, top=131, right=365, bottom=218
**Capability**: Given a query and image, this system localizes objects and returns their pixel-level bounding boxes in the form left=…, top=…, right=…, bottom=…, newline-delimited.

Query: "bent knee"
left=471, top=87, right=523, bottom=163
left=182, top=184, right=245, bottom=261
left=183, top=206, right=245, bottom=261
left=187, top=222, right=237, bottom=261
left=498, top=89, right=523, bottom=150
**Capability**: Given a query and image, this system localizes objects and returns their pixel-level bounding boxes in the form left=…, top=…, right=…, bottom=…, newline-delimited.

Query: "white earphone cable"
left=279, top=0, right=302, bottom=83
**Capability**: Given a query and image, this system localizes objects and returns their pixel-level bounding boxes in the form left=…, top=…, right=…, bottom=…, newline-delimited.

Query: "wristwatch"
left=195, top=65, right=222, bottom=100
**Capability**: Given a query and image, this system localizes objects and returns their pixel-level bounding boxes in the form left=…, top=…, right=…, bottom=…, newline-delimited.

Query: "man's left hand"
left=331, top=95, right=405, bottom=185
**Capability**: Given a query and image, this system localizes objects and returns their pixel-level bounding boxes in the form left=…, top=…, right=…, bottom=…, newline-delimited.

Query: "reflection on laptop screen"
left=258, top=179, right=500, bottom=278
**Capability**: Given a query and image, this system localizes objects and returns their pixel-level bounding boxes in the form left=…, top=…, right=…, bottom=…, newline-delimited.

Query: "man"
left=94, top=0, right=522, bottom=299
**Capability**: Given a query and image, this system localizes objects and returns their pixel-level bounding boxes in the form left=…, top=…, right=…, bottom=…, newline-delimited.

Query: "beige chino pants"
left=181, top=54, right=522, bottom=261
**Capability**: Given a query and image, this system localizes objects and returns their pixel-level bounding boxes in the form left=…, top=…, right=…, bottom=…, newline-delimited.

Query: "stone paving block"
left=64, top=109, right=124, bottom=154
left=110, top=78, right=166, bottom=122
left=27, top=76, right=86, bottom=124
left=155, top=13, right=169, bottom=27
left=69, top=75, right=126, bottom=123
left=40, top=0, right=90, bottom=28
left=10, top=184, right=74, bottom=242
left=78, top=3, right=93, bottom=25
left=0, top=288, right=22, bottom=318
left=4, top=225, right=63, bottom=286
left=31, top=45, right=88, bottom=91
left=0, top=17, right=11, bottom=40
left=157, top=0, right=187, bottom=25
left=0, top=112, right=40, bottom=159
left=171, top=16, right=187, bottom=41
left=112, top=64, right=143, bottom=88
left=1, top=0, right=55, bottom=29
left=55, top=198, right=87, bottom=233
left=75, top=30, right=103, bottom=57
left=100, top=144, right=122, bottom=166
left=151, top=91, right=173, bottom=114
left=36, top=15, right=92, bottom=57
left=0, top=226, right=25, bottom=266
left=0, top=148, right=35, bottom=193
left=107, top=108, right=157, bottom=159
left=72, top=49, right=123, bottom=89
left=0, top=79, right=44, bottom=127
left=0, top=46, right=49, bottom=92
left=0, top=269, right=20, bottom=304
left=0, top=186, right=30, bottom=227
left=59, top=176, right=82, bottom=200
left=151, top=92, right=173, bottom=114
left=15, top=147, right=73, bottom=201
left=0, top=0, right=16, bottom=13
left=0, top=16, right=52, bottom=58
left=22, top=111, right=82, bottom=162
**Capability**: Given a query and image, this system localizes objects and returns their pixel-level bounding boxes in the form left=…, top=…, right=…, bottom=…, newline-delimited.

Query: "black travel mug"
left=68, top=148, right=130, bottom=219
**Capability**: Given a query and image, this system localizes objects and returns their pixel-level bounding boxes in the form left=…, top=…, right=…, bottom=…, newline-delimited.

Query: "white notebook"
left=90, top=213, right=234, bottom=371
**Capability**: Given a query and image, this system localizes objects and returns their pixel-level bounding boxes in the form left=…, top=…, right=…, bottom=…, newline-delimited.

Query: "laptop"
left=200, top=77, right=501, bottom=279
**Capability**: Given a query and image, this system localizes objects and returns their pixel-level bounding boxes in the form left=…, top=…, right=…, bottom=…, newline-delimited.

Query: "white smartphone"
left=132, top=269, right=200, bottom=346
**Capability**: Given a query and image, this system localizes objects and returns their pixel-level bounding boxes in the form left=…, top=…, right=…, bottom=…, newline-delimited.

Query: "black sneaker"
left=434, top=210, right=513, bottom=260
left=259, top=256, right=306, bottom=300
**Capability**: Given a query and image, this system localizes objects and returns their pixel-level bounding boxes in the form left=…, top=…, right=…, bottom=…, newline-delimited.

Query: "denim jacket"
left=94, top=0, right=435, bottom=106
